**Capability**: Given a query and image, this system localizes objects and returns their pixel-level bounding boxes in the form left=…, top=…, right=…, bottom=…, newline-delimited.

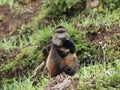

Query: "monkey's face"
left=52, top=32, right=70, bottom=46
left=63, top=53, right=78, bottom=75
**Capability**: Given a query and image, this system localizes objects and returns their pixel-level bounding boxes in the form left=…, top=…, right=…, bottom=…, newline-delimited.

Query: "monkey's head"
left=52, top=26, right=70, bottom=46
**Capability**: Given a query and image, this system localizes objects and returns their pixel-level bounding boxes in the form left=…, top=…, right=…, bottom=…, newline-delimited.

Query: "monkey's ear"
left=57, top=49, right=68, bottom=58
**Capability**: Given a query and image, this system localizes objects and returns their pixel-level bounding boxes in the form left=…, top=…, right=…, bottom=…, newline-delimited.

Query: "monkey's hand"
left=62, top=38, right=76, bottom=54
left=57, top=49, right=69, bottom=57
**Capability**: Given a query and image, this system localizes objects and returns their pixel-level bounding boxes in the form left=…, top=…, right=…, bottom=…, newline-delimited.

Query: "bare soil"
left=0, top=1, right=42, bottom=79
left=75, top=24, right=120, bottom=44
left=0, top=0, right=42, bottom=38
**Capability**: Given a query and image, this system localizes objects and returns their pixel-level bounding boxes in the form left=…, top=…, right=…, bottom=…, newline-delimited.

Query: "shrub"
left=43, top=0, right=82, bottom=19
left=100, top=0, right=120, bottom=11
left=0, top=0, right=14, bottom=6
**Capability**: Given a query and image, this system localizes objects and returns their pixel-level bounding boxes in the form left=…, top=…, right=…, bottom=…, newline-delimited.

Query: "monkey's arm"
left=57, top=49, right=70, bottom=57
left=57, top=49, right=68, bottom=57
left=62, top=38, right=76, bottom=54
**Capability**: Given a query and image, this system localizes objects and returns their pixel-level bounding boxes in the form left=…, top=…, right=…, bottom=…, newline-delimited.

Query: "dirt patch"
left=0, top=0, right=42, bottom=38
left=0, top=48, right=20, bottom=58
left=0, top=48, right=20, bottom=66
left=75, top=24, right=120, bottom=44
left=86, top=24, right=120, bottom=44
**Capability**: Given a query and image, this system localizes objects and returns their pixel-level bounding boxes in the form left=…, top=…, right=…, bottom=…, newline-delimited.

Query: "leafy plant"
left=100, top=0, right=120, bottom=11
left=0, top=0, right=14, bottom=7
left=1, top=76, right=49, bottom=90
left=43, top=0, right=82, bottom=19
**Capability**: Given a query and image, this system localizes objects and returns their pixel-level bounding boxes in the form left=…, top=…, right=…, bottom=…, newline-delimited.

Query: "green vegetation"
left=0, top=0, right=14, bottom=6
left=0, top=0, right=120, bottom=90
left=1, top=77, right=49, bottom=90
left=1, top=60, right=120, bottom=90
left=43, top=0, right=82, bottom=18
left=77, top=60, right=120, bottom=90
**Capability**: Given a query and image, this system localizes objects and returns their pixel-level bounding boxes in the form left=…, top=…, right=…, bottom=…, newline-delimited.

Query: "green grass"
left=0, top=16, right=119, bottom=78
left=77, top=60, right=120, bottom=90
left=1, top=8, right=120, bottom=50
left=0, top=0, right=14, bottom=6
left=0, top=1, right=120, bottom=89
left=1, top=60, right=120, bottom=90
left=71, top=9, right=120, bottom=33
left=0, top=76, right=49, bottom=90
left=0, top=7, right=120, bottom=50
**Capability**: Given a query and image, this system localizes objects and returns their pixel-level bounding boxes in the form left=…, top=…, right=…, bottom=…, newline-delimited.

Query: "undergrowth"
left=0, top=0, right=14, bottom=6
left=77, top=60, right=120, bottom=90
left=1, top=60, right=120, bottom=90
left=0, top=0, right=120, bottom=90
left=0, top=11, right=120, bottom=78
left=0, top=76, right=49, bottom=90
left=1, top=8, right=120, bottom=50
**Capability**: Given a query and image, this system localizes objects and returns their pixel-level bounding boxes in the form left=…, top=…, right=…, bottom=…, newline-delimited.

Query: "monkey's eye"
left=57, top=31, right=65, bottom=33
